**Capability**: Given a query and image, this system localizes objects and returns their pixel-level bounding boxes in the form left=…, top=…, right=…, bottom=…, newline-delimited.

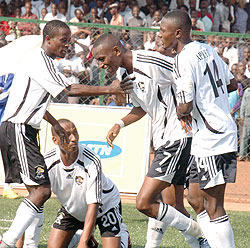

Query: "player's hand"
left=110, top=78, right=134, bottom=94
left=88, top=236, right=99, bottom=248
left=106, top=124, right=121, bottom=148
left=53, top=123, right=69, bottom=145
left=180, top=114, right=192, bottom=134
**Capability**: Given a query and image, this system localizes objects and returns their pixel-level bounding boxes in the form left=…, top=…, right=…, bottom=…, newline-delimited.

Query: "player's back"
left=175, top=41, right=237, bottom=156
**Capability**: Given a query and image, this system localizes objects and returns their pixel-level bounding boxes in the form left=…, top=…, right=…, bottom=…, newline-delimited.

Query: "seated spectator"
left=191, top=17, right=203, bottom=31
left=89, top=7, right=102, bottom=23
left=37, top=0, right=52, bottom=19
left=123, top=1, right=146, bottom=25
left=161, top=5, right=169, bottom=16
left=14, top=7, right=21, bottom=18
left=241, top=46, right=250, bottom=65
left=21, top=0, right=39, bottom=18
left=231, top=63, right=238, bottom=77
left=127, top=5, right=146, bottom=50
left=144, top=31, right=155, bottom=50
left=44, top=3, right=67, bottom=22
left=18, top=1, right=38, bottom=36
left=190, top=9, right=205, bottom=32
left=70, top=9, right=85, bottom=35
left=69, top=0, right=82, bottom=20
left=169, top=0, right=189, bottom=11
left=81, top=2, right=92, bottom=22
left=232, top=2, right=248, bottom=34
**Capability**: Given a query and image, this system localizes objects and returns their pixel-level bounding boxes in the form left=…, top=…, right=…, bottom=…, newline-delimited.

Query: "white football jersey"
left=174, top=41, right=237, bottom=156
left=2, top=48, right=72, bottom=129
left=45, top=144, right=120, bottom=222
left=117, top=50, right=190, bottom=150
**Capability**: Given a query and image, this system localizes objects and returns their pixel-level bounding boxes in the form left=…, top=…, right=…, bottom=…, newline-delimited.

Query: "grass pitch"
left=0, top=196, right=250, bottom=247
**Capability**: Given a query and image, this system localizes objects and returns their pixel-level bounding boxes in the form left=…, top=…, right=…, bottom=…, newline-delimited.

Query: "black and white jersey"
left=118, top=50, right=190, bottom=150
left=174, top=41, right=237, bottom=157
left=45, top=144, right=120, bottom=222
left=2, top=48, right=72, bottom=129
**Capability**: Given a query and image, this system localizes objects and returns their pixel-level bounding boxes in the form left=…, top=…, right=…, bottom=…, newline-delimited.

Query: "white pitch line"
left=0, top=219, right=13, bottom=222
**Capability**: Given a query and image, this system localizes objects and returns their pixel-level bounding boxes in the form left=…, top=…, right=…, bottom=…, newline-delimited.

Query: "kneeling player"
left=45, top=119, right=131, bottom=248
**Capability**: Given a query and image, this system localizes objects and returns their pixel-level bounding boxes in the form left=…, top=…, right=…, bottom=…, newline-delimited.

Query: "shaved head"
left=93, top=33, right=125, bottom=52
left=51, top=118, right=73, bottom=136
left=163, top=10, right=191, bottom=34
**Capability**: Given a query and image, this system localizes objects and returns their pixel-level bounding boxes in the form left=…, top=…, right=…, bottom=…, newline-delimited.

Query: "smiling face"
left=92, top=44, right=122, bottom=75
left=46, top=27, right=71, bottom=58
left=52, top=121, right=79, bottom=154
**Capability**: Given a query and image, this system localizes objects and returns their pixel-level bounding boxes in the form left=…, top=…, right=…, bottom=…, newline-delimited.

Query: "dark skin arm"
left=63, top=78, right=133, bottom=97
left=227, top=78, right=238, bottom=93
left=176, top=102, right=193, bottom=134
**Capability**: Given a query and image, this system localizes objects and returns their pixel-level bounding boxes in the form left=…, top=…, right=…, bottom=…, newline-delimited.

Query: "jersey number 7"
left=204, top=60, right=224, bottom=98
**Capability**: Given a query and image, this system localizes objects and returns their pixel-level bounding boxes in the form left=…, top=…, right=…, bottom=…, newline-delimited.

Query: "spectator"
left=20, top=0, right=39, bottom=18
left=145, top=3, right=157, bottom=27
left=14, top=7, right=21, bottom=18
left=127, top=5, right=146, bottom=49
left=231, top=63, right=238, bottom=77
left=82, top=2, right=92, bottom=22
left=119, top=0, right=130, bottom=25
left=7, top=21, right=21, bottom=39
left=109, top=3, right=124, bottom=26
left=151, top=10, right=162, bottom=28
left=191, top=17, right=203, bottom=31
left=140, top=0, right=154, bottom=16
left=190, top=9, right=205, bottom=31
left=39, top=7, right=48, bottom=33
left=223, top=37, right=239, bottom=69
left=208, top=0, right=222, bottom=32
left=245, top=2, right=250, bottom=33
left=245, top=60, right=250, bottom=78
left=161, top=5, right=169, bottom=16
left=232, top=2, right=248, bottom=34
left=198, top=0, right=214, bottom=23
left=18, top=1, right=38, bottom=36
left=218, top=0, right=235, bottom=32
left=239, top=86, right=250, bottom=161
left=89, top=7, right=102, bottom=23
left=123, top=1, right=146, bottom=25
left=169, top=0, right=189, bottom=11
left=199, top=7, right=213, bottom=32
left=241, top=46, right=250, bottom=65
left=70, top=9, right=84, bottom=35
left=144, top=31, right=155, bottom=50
left=69, top=0, right=82, bottom=20
left=44, top=3, right=67, bottom=22
left=37, top=0, right=52, bottom=19
left=0, top=6, right=9, bottom=35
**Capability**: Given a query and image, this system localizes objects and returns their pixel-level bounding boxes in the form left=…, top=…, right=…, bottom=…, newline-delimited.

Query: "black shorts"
left=189, top=152, right=237, bottom=189
left=53, top=203, right=123, bottom=237
left=147, top=137, right=192, bottom=185
left=0, top=122, right=50, bottom=185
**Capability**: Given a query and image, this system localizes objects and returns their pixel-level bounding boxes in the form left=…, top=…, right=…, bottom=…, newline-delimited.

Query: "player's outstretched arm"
left=106, top=107, right=146, bottom=148
left=78, top=203, right=99, bottom=248
left=64, top=79, right=133, bottom=97
left=43, top=111, right=69, bottom=145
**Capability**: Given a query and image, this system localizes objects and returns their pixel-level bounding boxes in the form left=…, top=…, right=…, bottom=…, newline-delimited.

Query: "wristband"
left=116, top=120, right=125, bottom=128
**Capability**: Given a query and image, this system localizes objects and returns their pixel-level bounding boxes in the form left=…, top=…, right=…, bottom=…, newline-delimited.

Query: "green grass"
left=0, top=196, right=250, bottom=247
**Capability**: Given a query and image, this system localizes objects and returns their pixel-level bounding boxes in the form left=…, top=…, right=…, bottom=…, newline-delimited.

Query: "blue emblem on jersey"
left=79, top=141, right=122, bottom=159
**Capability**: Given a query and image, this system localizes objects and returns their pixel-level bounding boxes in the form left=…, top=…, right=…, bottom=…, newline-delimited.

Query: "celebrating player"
left=92, top=33, right=210, bottom=248
left=44, top=119, right=130, bottom=248
left=159, top=10, right=238, bottom=247
left=0, top=20, right=132, bottom=248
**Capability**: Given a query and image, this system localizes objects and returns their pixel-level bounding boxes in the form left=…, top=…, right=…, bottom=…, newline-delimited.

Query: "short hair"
left=51, top=118, right=73, bottom=136
left=93, top=33, right=124, bottom=51
left=43, top=20, right=70, bottom=42
left=163, top=10, right=191, bottom=32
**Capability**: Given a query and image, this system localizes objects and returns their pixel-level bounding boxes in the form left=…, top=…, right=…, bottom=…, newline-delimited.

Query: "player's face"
left=159, top=18, right=177, bottom=49
left=92, top=45, right=121, bottom=75
left=55, top=122, right=79, bottom=153
left=47, top=28, right=71, bottom=58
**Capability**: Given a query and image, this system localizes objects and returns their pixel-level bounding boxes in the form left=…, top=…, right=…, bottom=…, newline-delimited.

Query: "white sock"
left=197, top=210, right=216, bottom=247
left=2, top=199, right=41, bottom=247
left=145, top=217, right=167, bottom=248
left=180, top=216, right=200, bottom=248
left=209, top=215, right=235, bottom=248
left=157, top=203, right=202, bottom=238
left=23, top=207, right=44, bottom=248
left=120, top=223, right=129, bottom=248
left=68, top=229, right=83, bottom=248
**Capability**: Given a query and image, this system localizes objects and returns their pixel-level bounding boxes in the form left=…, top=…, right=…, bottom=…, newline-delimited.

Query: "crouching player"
left=45, top=119, right=131, bottom=248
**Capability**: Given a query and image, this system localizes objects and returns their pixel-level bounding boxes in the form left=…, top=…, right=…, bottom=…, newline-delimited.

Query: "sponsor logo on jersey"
left=79, top=141, right=122, bottom=159
left=75, top=176, right=84, bottom=185
left=66, top=174, right=73, bottom=179
left=34, top=165, right=45, bottom=180
left=151, top=227, right=163, bottom=234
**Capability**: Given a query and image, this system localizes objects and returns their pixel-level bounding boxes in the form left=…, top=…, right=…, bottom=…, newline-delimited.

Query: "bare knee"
left=188, top=192, right=204, bottom=214
left=27, top=185, right=51, bottom=206
left=136, top=193, right=151, bottom=214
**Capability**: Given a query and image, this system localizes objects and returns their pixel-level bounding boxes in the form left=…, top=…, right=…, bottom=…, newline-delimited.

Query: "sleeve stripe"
left=137, top=59, right=173, bottom=72
left=43, top=148, right=56, bottom=159
left=41, top=51, right=69, bottom=87
left=137, top=53, right=173, bottom=68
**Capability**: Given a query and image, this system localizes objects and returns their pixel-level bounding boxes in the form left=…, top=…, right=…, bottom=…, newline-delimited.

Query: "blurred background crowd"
left=0, top=0, right=249, bottom=159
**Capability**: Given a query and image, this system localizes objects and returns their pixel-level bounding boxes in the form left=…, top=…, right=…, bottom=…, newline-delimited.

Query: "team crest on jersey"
left=137, top=82, right=145, bottom=92
left=75, top=176, right=83, bottom=185
left=54, top=211, right=65, bottom=226
left=35, top=165, right=45, bottom=180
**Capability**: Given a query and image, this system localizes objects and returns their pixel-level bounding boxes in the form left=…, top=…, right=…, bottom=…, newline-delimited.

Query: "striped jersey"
left=45, top=144, right=120, bottom=222
left=117, top=50, right=190, bottom=150
left=174, top=41, right=237, bottom=157
left=2, top=48, right=72, bottom=129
